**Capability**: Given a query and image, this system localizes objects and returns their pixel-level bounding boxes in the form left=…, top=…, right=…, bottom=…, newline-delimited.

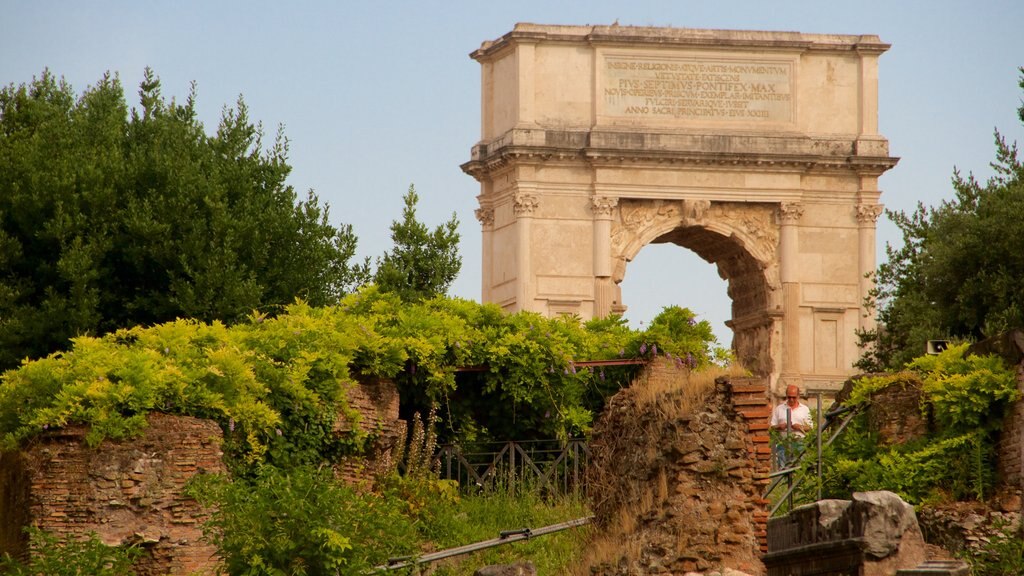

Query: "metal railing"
left=764, top=393, right=862, bottom=516
left=438, top=439, right=589, bottom=495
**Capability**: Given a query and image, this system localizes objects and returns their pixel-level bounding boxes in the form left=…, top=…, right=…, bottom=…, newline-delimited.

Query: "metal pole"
left=368, top=516, right=594, bottom=573
left=816, top=392, right=823, bottom=501
left=786, top=408, right=792, bottom=512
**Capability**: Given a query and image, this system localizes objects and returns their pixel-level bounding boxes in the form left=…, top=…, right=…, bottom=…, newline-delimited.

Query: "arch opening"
left=621, top=224, right=776, bottom=377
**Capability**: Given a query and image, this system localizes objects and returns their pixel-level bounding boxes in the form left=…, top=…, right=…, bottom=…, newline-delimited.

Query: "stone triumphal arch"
left=461, top=24, right=898, bottom=395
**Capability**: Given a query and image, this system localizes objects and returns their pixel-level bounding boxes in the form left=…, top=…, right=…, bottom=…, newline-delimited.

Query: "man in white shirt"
left=770, top=384, right=813, bottom=469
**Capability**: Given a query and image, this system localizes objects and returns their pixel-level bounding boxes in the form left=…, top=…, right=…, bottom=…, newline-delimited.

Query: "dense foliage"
left=374, top=184, right=461, bottom=302
left=188, top=466, right=419, bottom=575
left=0, top=528, right=141, bottom=576
left=860, top=69, right=1024, bottom=369
left=0, top=288, right=725, bottom=470
left=0, top=69, right=368, bottom=372
left=816, top=344, right=1018, bottom=504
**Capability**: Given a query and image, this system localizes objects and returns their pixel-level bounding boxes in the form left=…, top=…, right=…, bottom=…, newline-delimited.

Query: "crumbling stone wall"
left=866, top=380, right=929, bottom=446
left=335, top=375, right=405, bottom=485
left=586, top=359, right=766, bottom=575
left=917, top=500, right=1022, bottom=558
left=0, top=413, right=224, bottom=575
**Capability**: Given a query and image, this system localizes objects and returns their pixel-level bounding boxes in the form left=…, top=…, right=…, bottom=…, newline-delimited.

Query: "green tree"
left=374, top=185, right=460, bottom=302
left=862, top=69, right=1024, bottom=369
left=0, top=69, right=368, bottom=371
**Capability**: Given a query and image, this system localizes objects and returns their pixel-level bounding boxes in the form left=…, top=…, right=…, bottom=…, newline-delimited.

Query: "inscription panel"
left=601, top=54, right=794, bottom=123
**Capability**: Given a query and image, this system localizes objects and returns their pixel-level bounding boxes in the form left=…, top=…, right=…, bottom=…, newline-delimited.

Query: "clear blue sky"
left=3, top=1, right=1022, bottom=346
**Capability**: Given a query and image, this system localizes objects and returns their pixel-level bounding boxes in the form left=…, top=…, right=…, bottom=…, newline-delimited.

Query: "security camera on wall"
left=926, top=340, right=949, bottom=355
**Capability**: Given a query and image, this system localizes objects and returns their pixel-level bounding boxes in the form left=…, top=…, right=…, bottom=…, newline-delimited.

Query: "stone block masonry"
left=585, top=359, right=769, bottom=575
left=764, top=491, right=927, bottom=576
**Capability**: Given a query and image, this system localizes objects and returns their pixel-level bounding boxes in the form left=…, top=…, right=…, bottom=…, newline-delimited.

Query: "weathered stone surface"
left=765, top=490, right=926, bottom=576
left=853, top=490, right=924, bottom=559
left=586, top=359, right=765, bottom=576
left=464, top=22, right=897, bottom=397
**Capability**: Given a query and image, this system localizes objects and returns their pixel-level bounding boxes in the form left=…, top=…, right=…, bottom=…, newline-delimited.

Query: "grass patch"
left=421, top=488, right=591, bottom=575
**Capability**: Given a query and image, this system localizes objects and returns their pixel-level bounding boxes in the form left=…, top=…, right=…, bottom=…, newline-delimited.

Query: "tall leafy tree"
left=374, top=185, right=460, bottom=302
left=862, top=69, right=1024, bottom=370
left=0, top=69, right=368, bottom=371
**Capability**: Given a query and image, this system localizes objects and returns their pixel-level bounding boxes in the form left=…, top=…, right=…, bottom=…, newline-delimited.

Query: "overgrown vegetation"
left=0, top=289, right=723, bottom=574
left=0, top=290, right=724, bottom=468
left=0, top=528, right=141, bottom=576
left=813, top=344, right=1018, bottom=505
left=859, top=68, right=1024, bottom=370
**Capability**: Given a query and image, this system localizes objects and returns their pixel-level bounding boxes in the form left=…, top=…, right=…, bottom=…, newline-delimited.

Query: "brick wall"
left=0, top=376, right=404, bottom=575
left=335, top=376, right=404, bottom=485
left=867, top=380, right=929, bottom=446
left=1, top=413, right=225, bottom=575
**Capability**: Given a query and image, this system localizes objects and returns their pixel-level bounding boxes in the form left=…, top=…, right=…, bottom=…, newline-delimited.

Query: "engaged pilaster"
left=856, top=204, right=884, bottom=332
left=592, top=196, right=619, bottom=317
left=778, top=202, right=804, bottom=389
left=475, top=206, right=495, bottom=303
left=513, top=192, right=539, bottom=311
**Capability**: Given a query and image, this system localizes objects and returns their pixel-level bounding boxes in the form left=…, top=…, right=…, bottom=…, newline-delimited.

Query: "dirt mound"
left=581, top=360, right=764, bottom=575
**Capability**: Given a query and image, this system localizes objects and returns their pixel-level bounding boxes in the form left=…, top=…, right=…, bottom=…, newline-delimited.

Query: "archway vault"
left=611, top=199, right=781, bottom=376
left=462, top=23, right=898, bottom=395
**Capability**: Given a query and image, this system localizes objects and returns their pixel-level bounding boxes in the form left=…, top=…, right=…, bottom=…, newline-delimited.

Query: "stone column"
left=513, top=192, right=539, bottom=311
left=856, top=204, right=884, bottom=332
left=778, top=202, right=804, bottom=388
left=475, top=206, right=495, bottom=303
left=592, top=196, right=618, bottom=317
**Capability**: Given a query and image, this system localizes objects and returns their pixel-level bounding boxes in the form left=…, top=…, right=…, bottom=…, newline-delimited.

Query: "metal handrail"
left=764, top=398, right=863, bottom=516
left=367, top=516, right=594, bottom=573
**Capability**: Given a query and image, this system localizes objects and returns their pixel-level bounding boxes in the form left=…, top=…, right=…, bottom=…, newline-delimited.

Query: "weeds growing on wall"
left=814, top=343, right=1018, bottom=504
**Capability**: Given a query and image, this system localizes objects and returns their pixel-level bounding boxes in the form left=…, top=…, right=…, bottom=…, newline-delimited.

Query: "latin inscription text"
left=603, top=57, right=793, bottom=122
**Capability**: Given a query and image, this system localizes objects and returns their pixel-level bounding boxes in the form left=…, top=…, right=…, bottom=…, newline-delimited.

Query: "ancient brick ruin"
left=0, top=414, right=224, bottom=575
left=0, top=377, right=404, bottom=575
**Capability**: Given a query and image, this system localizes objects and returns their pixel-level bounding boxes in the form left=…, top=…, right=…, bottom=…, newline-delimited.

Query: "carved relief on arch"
left=609, top=199, right=780, bottom=292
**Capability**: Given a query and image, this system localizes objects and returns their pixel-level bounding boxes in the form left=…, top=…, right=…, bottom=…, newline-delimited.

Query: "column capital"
left=856, top=204, right=884, bottom=224
left=591, top=196, right=619, bottom=218
left=777, top=202, right=804, bottom=225
left=475, top=207, right=495, bottom=228
left=513, top=192, right=539, bottom=217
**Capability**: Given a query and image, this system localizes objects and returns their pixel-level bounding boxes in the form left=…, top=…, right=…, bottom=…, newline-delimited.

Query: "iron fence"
left=437, top=439, right=589, bottom=496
